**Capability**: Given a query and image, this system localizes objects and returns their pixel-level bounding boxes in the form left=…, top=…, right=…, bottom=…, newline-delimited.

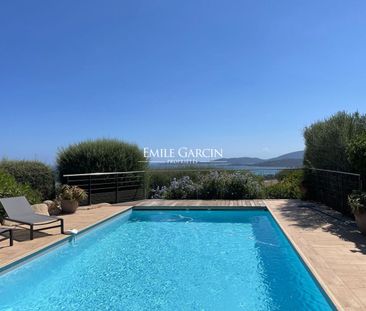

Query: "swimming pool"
left=0, top=209, right=334, bottom=310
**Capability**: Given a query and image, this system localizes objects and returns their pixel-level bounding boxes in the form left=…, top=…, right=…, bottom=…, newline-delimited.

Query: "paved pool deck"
left=266, top=200, right=366, bottom=311
left=1, top=199, right=366, bottom=310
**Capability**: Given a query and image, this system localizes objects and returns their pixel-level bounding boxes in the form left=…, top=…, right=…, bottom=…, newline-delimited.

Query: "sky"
left=1, top=0, right=366, bottom=163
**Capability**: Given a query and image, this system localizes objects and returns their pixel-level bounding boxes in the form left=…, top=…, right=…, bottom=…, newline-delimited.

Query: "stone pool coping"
left=265, top=200, right=366, bottom=311
left=265, top=201, right=341, bottom=310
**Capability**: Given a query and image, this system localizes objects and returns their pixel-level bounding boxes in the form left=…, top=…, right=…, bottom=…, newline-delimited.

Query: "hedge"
left=303, top=111, right=366, bottom=172
left=0, top=160, right=55, bottom=200
left=57, top=139, right=147, bottom=180
left=347, top=133, right=366, bottom=176
left=0, top=171, right=41, bottom=219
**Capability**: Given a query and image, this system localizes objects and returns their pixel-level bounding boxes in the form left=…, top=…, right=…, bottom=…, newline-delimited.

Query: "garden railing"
left=303, top=168, right=362, bottom=215
left=63, top=171, right=146, bottom=205
left=63, top=167, right=363, bottom=216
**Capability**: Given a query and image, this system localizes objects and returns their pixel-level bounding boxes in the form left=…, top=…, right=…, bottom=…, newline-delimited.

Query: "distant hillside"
left=254, top=151, right=304, bottom=167
left=266, top=151, right=304, bottom=161
left=214, top=150, right=304, bottom=168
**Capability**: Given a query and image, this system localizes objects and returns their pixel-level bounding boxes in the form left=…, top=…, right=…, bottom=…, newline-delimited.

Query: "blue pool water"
left=0, top=210, right=333, bottom=311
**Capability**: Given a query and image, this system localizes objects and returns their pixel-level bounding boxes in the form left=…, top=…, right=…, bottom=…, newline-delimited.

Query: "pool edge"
left=266, top=204, right=341, bottom=311
left=133, top=205, right=266, bottom=210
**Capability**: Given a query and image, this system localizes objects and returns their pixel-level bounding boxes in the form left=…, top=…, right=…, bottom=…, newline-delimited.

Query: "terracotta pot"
left=354, top=212, right=366, bottom=235
left=61, top=200, right=79, bottom=214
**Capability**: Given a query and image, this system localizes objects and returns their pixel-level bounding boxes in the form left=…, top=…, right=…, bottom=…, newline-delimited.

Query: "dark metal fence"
left=303, top=168, right=362, bottom=215
left=64, top=171, right=146, bottom=205
left=63, top=168, right=284, bottom=205
left=63, top=168, right=363, bottom=215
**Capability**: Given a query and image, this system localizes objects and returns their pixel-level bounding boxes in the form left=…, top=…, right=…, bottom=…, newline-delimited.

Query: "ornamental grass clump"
left=348, top=191, right=366, bottom=234
left=58, top=185, right=88, bottom=214
left=58, top=185, right=88, bottom=202
left=348, top=191, right=366, bottom=215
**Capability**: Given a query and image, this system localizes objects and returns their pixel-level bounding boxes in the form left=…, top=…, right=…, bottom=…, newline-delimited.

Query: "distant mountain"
left=265, top=151, right=304, bottom=161
left=214, top=150, right=304, bottom=168
left=255, top=151, right=304, bottom=167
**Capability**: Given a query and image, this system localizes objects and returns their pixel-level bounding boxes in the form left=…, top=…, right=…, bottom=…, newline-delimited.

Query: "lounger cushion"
left=7, top=214, right=59, bottom=224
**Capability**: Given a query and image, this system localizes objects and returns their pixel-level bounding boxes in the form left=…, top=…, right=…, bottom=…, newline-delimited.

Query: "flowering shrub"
left=163, top=176, right=198, bottom=199
left=151, top=171, right=264, bottom=200
left=151, top=186, right=168, bottom=199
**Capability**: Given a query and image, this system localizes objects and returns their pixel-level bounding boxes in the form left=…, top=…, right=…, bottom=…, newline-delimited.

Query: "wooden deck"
left=130, top=199, right=266, bottom=208
left=1, top=199, right=366, bottom=310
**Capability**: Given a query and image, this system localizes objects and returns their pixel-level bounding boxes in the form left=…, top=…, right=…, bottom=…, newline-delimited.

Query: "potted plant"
left=58, top=185, right=87, bottom=214
left=348, top=191, right=366, bottom=234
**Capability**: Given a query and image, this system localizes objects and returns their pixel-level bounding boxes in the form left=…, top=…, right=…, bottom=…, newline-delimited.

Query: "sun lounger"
left=0, top=227, right=13, bottom=246
left=0, top=197, right=64, bottom=240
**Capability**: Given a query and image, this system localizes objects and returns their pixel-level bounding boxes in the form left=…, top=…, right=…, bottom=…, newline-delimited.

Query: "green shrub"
left=274, top=169, right=302, bottom=182
left=0, top=160, right=55, bottom=200
left=222, top=172, right=264, bottom=199
left=57, top=139, right=147, bottom=180
left=303, top=111, right=366, bottom=171
left=0, top=171, right=42, bottom=219
left=346, top=133, right=366, bottom=176
left=266, top=170, right=304, bottom=199
left=198, top=171, right=226, bottom=199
